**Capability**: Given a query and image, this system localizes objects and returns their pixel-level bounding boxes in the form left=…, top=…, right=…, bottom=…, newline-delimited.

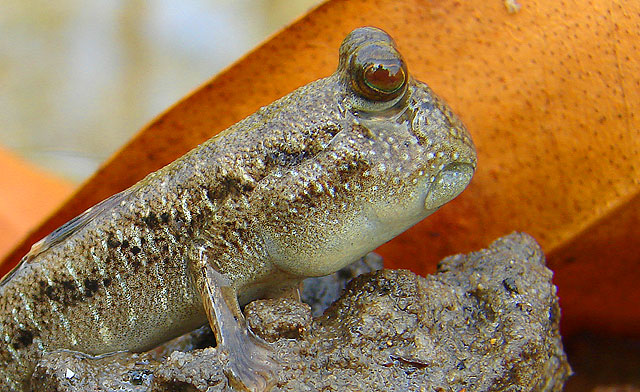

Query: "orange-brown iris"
left=349, top=43, right=408, bottom=102
left=363, top=63, right=406, bottom=95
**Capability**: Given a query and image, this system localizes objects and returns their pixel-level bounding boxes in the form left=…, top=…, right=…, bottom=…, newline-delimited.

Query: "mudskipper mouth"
left=424, top=162, right=474, bottom=210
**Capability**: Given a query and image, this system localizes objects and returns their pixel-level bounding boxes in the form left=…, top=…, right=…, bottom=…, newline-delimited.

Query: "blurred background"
left=1, top=0, right=324, bottom=183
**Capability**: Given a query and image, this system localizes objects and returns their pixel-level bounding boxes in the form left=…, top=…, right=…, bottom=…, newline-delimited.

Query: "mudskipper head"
left=335, top=26, right=477, bottom=226
left=258, top=27, right=477, bottom=277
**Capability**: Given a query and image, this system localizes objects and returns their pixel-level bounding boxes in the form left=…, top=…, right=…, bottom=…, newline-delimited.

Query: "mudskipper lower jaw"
left=425, top=162, right=475, bottom=210
left=0, top=27, right=476, bottom=392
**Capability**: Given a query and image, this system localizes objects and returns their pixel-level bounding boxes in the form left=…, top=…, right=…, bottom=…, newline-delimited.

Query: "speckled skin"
left=0, top=27, right=476, bottom=391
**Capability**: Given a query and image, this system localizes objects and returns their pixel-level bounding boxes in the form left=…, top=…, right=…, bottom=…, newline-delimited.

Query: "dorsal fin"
left=1, top=190, right=130, bottom=285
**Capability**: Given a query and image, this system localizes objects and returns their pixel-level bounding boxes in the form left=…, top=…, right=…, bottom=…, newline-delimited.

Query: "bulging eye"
left=350, top=43, right=408, bottom=102
left=363, top=61, right=406, bottom=95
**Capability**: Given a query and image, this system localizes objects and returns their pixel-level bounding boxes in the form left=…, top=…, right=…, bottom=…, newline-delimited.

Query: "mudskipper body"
left=0, top=27, right=477, bottom=391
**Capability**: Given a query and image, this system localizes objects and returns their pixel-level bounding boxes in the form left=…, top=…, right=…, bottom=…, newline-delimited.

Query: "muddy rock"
left=32, top=232, right=571, bottom=391
left=301, top=252, right=383, bottom=317
left=31, top=350, right=159, bottom=391
left=245, top=299, right=312, bottom=343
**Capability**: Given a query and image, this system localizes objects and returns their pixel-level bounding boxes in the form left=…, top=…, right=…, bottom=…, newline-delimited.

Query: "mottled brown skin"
left=0, top=27, right=476, bottom=391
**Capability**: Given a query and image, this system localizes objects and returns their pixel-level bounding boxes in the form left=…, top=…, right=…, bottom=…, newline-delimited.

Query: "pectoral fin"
left=192, top=246, right=277, bottom=392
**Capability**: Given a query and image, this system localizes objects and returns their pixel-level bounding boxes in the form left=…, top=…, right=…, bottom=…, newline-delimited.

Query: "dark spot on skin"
left=62, top=279, right=75, bottom=292
left=207, top=176, right=254, bottom=201
left=131, top=259, right=141, bottom=272
left=38, top=277, right=85, bottom=306
left=84, top=278, right=100, bottom=297
left=131, top=246, right=141, bottom=255
left=267, top=149, right=310, bottom=168
left=207, top=184, right=227, bottom=201
left=12, top=329, right=35, bottom=349
left=44, top=285, right=58, bottom=302
left=502, top=278, right=519, bottom=294
left=143, top=212, right=159, bottom=228
left=107, top=236, right=121, bottom=248
left=160, top=212, right=170, bottom=224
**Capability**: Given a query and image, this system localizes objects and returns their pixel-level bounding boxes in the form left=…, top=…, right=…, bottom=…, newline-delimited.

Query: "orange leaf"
left=0, top=147, right=73, bottom=260
left=2, top=0, right=638, bottom=336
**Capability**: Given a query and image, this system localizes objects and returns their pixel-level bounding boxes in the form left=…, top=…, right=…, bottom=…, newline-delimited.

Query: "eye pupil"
left=364, top=63, right=405, bottom=94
